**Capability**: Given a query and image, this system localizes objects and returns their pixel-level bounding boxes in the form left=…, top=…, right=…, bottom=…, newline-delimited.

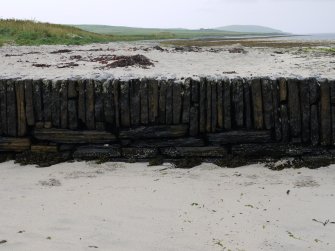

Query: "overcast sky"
left=1, top=0, right=334, bottom=33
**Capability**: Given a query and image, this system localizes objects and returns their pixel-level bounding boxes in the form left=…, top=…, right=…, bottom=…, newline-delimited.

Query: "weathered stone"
left=122, top=148, right=158, bottom=159
left=231, top=78, right=244, bottom=128
left=309, top=78, right=319, bottom=105
left=73, top=145, right=121, bottom=159
left=129, top=79, right=140, bottom=126
left=300, top=81, right=311, bottom=143
left=15, top=80, right=27, bottom=136
left=287, top=78, right=301, bottom=138
left=95, top=122, right=106, bottom=131
left=251, top=78, right=263, bottom=129
left=68, top=99, right=78, bottom=130
left=271, top=80, right=282, bottom=141
left=0, top=80, right=7, bottom=135
left=207, top=130, right=272, bottom=145
left=173, top=82, right=182, bottom=124
left=60, top=80, right=68, bottom=129
left=6, top=80, right=17, bottom=137
left=0, top=137, right=30, bottom=152
left=42, top=80, right=52, bottom=124
left=161, top=147, right=228, bottom=158
left=113, top=80, right=120, bottom=129
left=261, top=78, right=274, bottom=130
left=280, top=104, right=289, bottom=142
left=130, top=137, right=205, bottom=148
left=165, top=80, right=173, bottom=125
left=332, top=106, right=335, bottom=145
left=78, top=79, right=86, bottom=125
left=33, top=80, right=43, bottom=122
left=217, top=81, right=223, bottom=129
left=279, top=78, right=287, bottom=102
left=31, top=145, right=58, bottom=153
left=320, top=80, right=331, bottom=145
left=311, top=104, right=320, bottom=146
left=206, top=80, right=212, bottom=132
left=330, top=80, right=335, bottom=104
left=120, top=80, right=130, bottom=127
left=51, top=80, right=61, bottom=128
left=24, top=79, right=35, bottom=126
left=190, top=80, right=199, bottom=136
left=243, top=80, right=252, bottom=129
left=33, top=128, right=117, bottom=144
left=211, top=81, right=218, bottom=132
left=199, top=78, right=206, bottom=133
left=103, top=80, right=114, bottom=127
left=148, top=79, right=159, bottom=124
left=140, top=80, right=149, bottom=125
left=119, top=124, right=188, bottom=139
left=67, top=80, right=78, bottom=99
left=159, top=80, right=167, bottom=124
left=94, top=80, right=104, bottom=124
left=181, top=79, right=191, bottom=124
left=223, top=79, right=231, bottom=130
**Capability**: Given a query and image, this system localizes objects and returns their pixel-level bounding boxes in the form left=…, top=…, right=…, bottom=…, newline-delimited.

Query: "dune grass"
left=0, top=19, right=115, bottom=46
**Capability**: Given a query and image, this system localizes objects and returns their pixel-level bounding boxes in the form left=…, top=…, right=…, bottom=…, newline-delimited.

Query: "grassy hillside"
left=216, top=25, right=283, bottom=34
left=0, top=19, right=114, bottom=46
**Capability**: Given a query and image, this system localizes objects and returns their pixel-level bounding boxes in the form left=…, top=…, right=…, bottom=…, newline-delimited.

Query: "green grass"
left=0, top=19, right=115, bottom=46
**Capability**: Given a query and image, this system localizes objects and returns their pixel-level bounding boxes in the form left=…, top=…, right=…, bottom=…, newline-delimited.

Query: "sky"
left=1, top=0, right=335, bottom=33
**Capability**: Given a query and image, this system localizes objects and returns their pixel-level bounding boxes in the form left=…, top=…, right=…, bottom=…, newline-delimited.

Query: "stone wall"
left=0, top=77, right=335, bottom=166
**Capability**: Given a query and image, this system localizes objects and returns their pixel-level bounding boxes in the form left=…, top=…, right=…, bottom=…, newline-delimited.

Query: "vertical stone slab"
left=300, top=80, right=311, bottom=143
left=190, top=80, right=199, bottom=136
left=165, top=80, right=173, bottom=125
left=67, top=80, right=77, bottom=99
left=130, top=79, right=140, bottom=126
left=140, top=80, right=149, bottom=125
left=330, top=80, right=335, bottom=145
left=6, top=80, right=17, bottom=137
left=60, top=80, right=68, bottom=129
left=173, top=82, right=182, bottom=124
left=78, top=79, right=86, bottom=125
left=120, top=80, right=130, bottom=128
left=223, top=79, right=231, bottom=130
left=232, top=78, right=244, bottom=128
left=311, top=105, right=320, bottom=146
left=51, top=80, right=61, bottom=128
left=148, top=79, right=159, bottom=124
left=24, top=79, right=35, bottom=127
left=0, top=80, right=7, bottom=135
left=159, top=80, right=166, bottom=124
left=280, top=104, right=289, bottom=142
left=251, top=78, right=263, bottom=129
left=199, top=78, right=206, bottom=133
left=113, top=79, right=120, bottom=129
left=182, top=79, right=191, bottom=124
left=103, top=80, right=115, bottom=128
left=211, top=81, right=217, bottom=132
left=261, top=78, right=274, bottom=130
left=33, top=80, right=43, bottom=123
left=15, top=80, right=27, bottom=136
left=217, top=80, right=223, bottom=129
left=320, top=80, right=331, bottom=145
left=279, top=78, right=287, bottom=102
left=42, top=80, right=52, bottom=126
left=94, top=80, right=104, bottom=125
left=244, top=80, right=252, bottom=130
left=206, top=80, right=212, bottom=133
left=271, top=80, right=282, bottom=141
left=287, top=78, right=301, bottom=138
left=68, top=99, right=78, bottom=130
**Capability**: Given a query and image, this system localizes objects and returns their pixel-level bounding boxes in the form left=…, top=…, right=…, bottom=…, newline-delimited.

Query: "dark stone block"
left=0, top=80, right=7, bottom=135
left=243, top=80, right=252, bottom=130
left=130, top=137, right=205, bottom=148
left=33, top=80, right=43, bottom=122
left=206, top=80, right=212, bottom=132
left=33, top=128, right=117, bottom=144
left=181, top=79, right=191, bottom=124
left=24, top=79, right=35, bottom=127
left=6, top=80, right=17, bottom=137
left=122, top=148, right=158, bottom=159
left=279, top=78, right=287, bottom=102
left=60, top=80, right=68, bottom=129
left=68, top=99, right=78, bottom=130
left=159, top=80, right=167, bottom=124
left=15, top=80, right=27, bottom=136
left=223, top=79, right=231, bottom=130
left=320, top=80, right=331, bottom=145
left=309, top=78, right=320, bottom=105
left=287, top=78, right=301, bottom=138
left=113, top=80, right=120, bottom=129
left=161, top=147, right=228, bottom=158
left=217, top=81, right=223, bottom=129
left=261, top=78, right=273, bottom=130
left=0, top=137, right=30, bottom=152
left=271, top=80, right=282, bottom=141
left=103, top=80, right=115, bottom=127
left=199, top=78, right=206, bottom=133
left=310, top=104, right=320, bottom=146
left=211, top=81, right=218, bottom=132
left=94, top=80, right=104, bottom=123
left=129, top=79, right=140, bottom=126
left=280, top=104, right=289, bottom=142
left=119, top=124, right=188, bottom=139
left=251, top=78, right=263, bottom=129
left=300, top=81, right=311, bottom=143
left=120, top=80, right=130, bottom=128
left=173, top=82, right=182, bottom=124
left=140, top=80, right=149, bottom=125
left=73, top=145, right=121, bottom=159
left=148, top=79, right=159, bottom=124
left=51, top=80, right=61, bottom=128
left=67, top=80, right=78, bottom=99
left=207, top=130, right=272, bottom=145
left=42, top=80, right=52, bottom=124
left=190, top=80, right=199, bottom=136
left=232, top=78, right=244, bottom=128
left=78, top=79, right=86, bottom=125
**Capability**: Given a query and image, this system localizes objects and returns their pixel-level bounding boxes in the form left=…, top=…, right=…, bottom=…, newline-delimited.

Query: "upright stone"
left=165, top=80, right=173, bottom=125
left=271, top=80, right=282, bottom=141
left=120, top=80, right=130, bottom=128
left=280, top=104, right=289, bottom=142
left=311, top=104, right=320, bottom=146
left=223, top=79, right=231, bottom=130
left=300, top=80, right=311, bottom=143
left=94, top=80, right=104, bottom=126
left=182, top=78, right=191, bottom=124
left=68, top=99, right=78, bottom=130
left=33, top=80, right=43, bottom=123
left=206, top=80, right=212, bottom=132
left=279, top=78, right=287, bottom=102
left=251, top=78, right=263, bottom=129
left=60, top=80, right=68, bottom=129
left=6, top=80, right=17, bottom=137
left=320, top=80, right=331, bottom=145
left=140, top=80, right=149, bottom=125
left=199, top=78, right=206, bottom=133
left=113, top=80, right=120, bottom=129
left=130, top=79, right=141, bottom=126
left=103, top=80, right=115, bottom=128
left=261, top=79, right=274, bottom=130
left=287, top=79, right=301, bottom=138
left=78, top=79, right=86, bottom=125
left=244, top=80, right=252, bottom=130
left=232, top=78, right=244, bottom=128
left=309, top=78, right=320, bottom=105
left=24, top=79, right=35, bottom=126
left=159, top=80, right=167, bottom=124
left=51, top=80, right=61, bottom=128
left=15, top=80, right=27, bottom=136
left=86, top=79, right=95, bottom=130
left=173, top=82, right=182, bottom=124
left=190, top=80, right=199, bottom=136
left=211, top=81, right=217, bottom=132
left=42, top=80, right=52, bottom=125
left=148, top=79, right=159, bottom=124
left=0, top=80, right=7, bottom=135
left=217, top=81, right=223, bottom=129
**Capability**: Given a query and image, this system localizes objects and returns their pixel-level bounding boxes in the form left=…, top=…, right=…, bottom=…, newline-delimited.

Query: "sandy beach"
left=0, top=40, right=334, bottom=81
left=0, top=161, right=334, bottom=251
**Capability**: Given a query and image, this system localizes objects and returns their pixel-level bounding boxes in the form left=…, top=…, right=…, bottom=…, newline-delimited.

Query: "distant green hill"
left=216, top=25, right=284, bottom=34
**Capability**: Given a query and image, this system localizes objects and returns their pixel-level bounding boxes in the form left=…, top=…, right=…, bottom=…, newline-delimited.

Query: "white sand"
left=0, top=41, right=334, bottom=81
left=0, top=161, right=334, bottom=251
